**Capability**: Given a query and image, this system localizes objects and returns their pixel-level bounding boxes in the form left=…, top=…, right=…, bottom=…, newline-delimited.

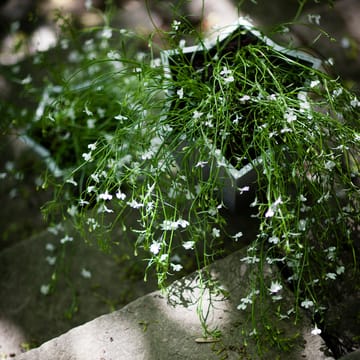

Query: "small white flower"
left=238, top=186, right=250, bottom=194
left=311, top=324, right=322, bottom=336
left=116, top=189, right=126, bottom=200
left=182, top=241, right=195, bottom=250
left=127, top=199, right=143, bottom=209
left=350, top=98, right=360, bottom=107
left=87, top=118, right=96, bottom=129
left=284, top=109, right=297, bottom=123
left=60, top=235, right=74, bottom=244
left=84, top=105, right=93, bottom=116
left=212, top=227, right=220, bottom=238
left=176, top=87, right=184, bottom=99
left=45, top=243, right=55, bottom=251
left=267, top=94, right=277, bottom=101
left=195, top=161, right=208, bottom=168
left=232, top=232, right=243, bottom=241
left=67, top=205, right=78, bottom=217
left=81, top=268, right=92, bottom=279
left=87, top=185, right=96, bottom=193
left=265, top=197, right=282, bottom=218
left=310, top=80, right=320, bottom=88
left=241, top=256, right=260, bottom=264
left=172, top=20, right=181, bottom=31
left=160, top=220, right=179, bottom=231
left=82, top=152, right=93, bottom=162
left=324, top=160, right=336, bottom=171
left=99, top=190, right=113, bottom=201
left=150, top=241, right=161, bottom=255
left=107, top=50, right=120, bottom=60
left=101, top=28, right=112, bottom=39
left=170, top=263, right=183, bottom=272
left=114, top=114, right=128, bottom=121
left=239, top=95, right=251, bottom=103
left=159, top=254, right=168, bottom=263
left=336, top=265, right=345, bottom=275
left=88, top=143, right=97, bottom=151
left=46, top=256, right=56, bottom=265
left=66, top=178, right=78, bottom=186
left=326, top=272, right=337, bottom=280
left=307, top=14, right=321, bottom=25
left=177, top=219, right=189, bottom=228
left=268, top=236, right=280, bottom=244
left=193, top=110, right=203, bottom=119
left=40, top=284, right=50, bottom=295
left=269, top=281, right=283, bottom=294
left=301, top=299, right=314, bottom=309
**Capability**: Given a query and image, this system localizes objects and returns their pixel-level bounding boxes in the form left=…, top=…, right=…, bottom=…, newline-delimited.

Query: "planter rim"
left=161, top=17, right=322, bottom=79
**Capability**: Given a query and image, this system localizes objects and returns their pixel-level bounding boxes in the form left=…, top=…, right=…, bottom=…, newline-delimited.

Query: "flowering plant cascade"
left=14, top=9, right=360, bottom=346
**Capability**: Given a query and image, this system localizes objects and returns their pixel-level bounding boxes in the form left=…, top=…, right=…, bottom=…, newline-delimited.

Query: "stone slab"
left=17, top=248, right=334, bottom=360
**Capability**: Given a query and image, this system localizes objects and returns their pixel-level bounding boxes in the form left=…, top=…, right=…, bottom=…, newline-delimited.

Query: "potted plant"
left=14, top=12, right=360, bottom=350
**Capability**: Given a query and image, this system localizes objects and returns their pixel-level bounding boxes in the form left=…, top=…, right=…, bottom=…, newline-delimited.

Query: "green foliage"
left=4, top=1, right=360, bottom=350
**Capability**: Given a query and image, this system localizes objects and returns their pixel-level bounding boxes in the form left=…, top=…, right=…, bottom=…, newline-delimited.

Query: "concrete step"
left=15, top=248, right=334, bottom=360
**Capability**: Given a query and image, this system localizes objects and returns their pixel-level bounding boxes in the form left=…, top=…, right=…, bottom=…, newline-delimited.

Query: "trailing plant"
left=6, top=1, right=360, bottom=350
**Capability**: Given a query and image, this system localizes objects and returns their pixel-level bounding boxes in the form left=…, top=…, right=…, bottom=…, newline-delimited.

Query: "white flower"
left=81, top=268, right=92, bottom=279
left=241, top=256, right=260, bottom=264
left=310, top=80, right=320, bottom=88
left=177, top=87, right=184, bottom=99
left=114, top=114, right=128, bottom=121
left=307, top=14, right=321, bottom=25
left=172, top=20, right=181, bottom=31
left=212, top=228, right=220, bottom=238
left=45, top=243, right=55, bottom=251
left=239, top=95, right=251, bottom=103
left=60, top=235, right=74, bottom=244
left=101, top=28, right=112, bottom=39
left=284, top=109, right=297, bottom=123
left=107, top=50, right=120, bottom=60
left=350, top=98, right=360, bottom=107
left=116, top=189, right=126, bottom=200
left=127, top=199, right=143, bottom=209
left=195, top=161, right=208, bottom=168
left=82, top=152, right=92, bottom=162
left=99, top=190, right=113, bottom=201
left=46, top=256, right=56, bottom=265
left=326, top=272, right=337, bottom=280
left=66, top=178, right=78, bottom=186
left=268, top=236, right=280, bottom=244
left=67, top=205, right=78, bottom=217
left=159, top=254, right=169, bottom=263
left=40, top=284, right=50, bottom=295
left=170, top=263, right=183, bottom=272
left=182, top=241, right=195, bottom=250
left=87, top=185, right=96, bottom=193
left=160, top=220, right=179, bottom=231
left=301, top=299, right=314, bottom=309
left=269, top=281, right=283, bottom=294
left=177, top=219, right=189, bottom=228
left=324, top=160, right=336, bottom=171
left=232, top=232, right=243, bottom=241
left=193, top=110, right=203, bottom=119
left=336, top=265, right=345, bottom=275
left=88, top=143, right=97, bottom=151
left=238, top=186, right=250, bottom=194
left=150, top=241, right=161, bottom=255
left=311, top=324, right=322, bottom=336
left=265, top=197, right=282, bottom=218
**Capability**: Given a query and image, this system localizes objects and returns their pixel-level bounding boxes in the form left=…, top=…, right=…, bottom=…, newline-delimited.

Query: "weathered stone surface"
left=17, top=249, right=334, bottom=360
left=0, top=224, right=157, bottom=358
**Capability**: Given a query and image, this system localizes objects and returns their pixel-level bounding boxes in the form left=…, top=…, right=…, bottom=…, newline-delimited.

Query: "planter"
left=161, top=17, right=321, bottom=212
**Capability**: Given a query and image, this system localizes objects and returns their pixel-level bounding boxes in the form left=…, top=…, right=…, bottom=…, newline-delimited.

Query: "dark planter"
left=161, top=17, right=321, bottom=212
